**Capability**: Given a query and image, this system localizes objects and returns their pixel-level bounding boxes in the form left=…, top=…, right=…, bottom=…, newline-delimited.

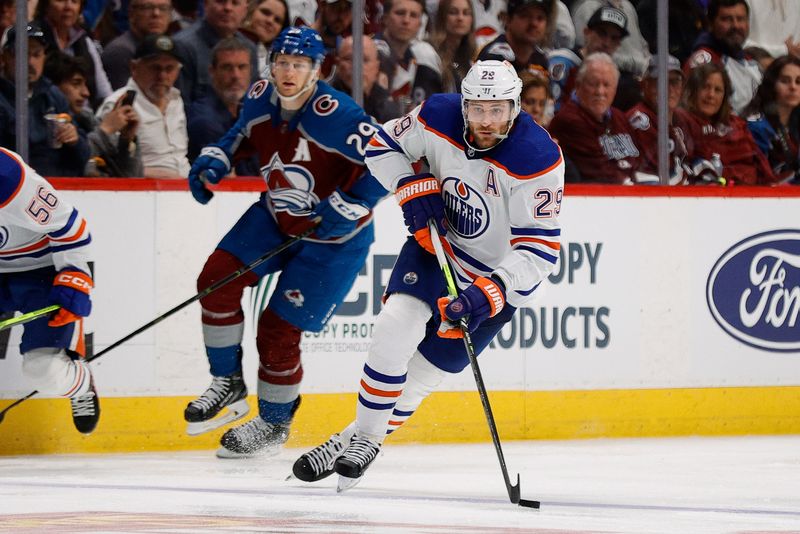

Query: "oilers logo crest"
left=0, top=226, right=7, bottom=249
left=441, top=177, right=489, bottom=238
left=262, top=153, right=320, bottom=215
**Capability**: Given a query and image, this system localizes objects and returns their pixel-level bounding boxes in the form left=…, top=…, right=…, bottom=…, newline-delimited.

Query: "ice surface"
left=0, top=435, right=798, bottom=533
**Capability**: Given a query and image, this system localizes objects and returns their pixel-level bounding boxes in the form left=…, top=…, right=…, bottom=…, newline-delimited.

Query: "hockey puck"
left=518, top=499, right=540, bottom=509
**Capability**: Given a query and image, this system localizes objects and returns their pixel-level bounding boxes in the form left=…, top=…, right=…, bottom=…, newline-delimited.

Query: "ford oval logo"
left=707, top=229, right=800, bottom=352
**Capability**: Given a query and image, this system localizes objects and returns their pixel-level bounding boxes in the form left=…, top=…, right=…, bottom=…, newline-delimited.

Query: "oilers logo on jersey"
left=441, top=178, right=489, bottom=239
left=262, top=153, right=320, bottom=216
left=0, top=226, right=8, bottom=248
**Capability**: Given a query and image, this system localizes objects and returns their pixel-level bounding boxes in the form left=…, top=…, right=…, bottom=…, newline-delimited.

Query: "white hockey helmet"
left=460, top=60, right=523, bottom=150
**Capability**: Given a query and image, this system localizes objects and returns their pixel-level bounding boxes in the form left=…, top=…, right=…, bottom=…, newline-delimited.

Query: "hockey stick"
left=0, top=305, right=61, bottom=332
left=428, top=222, right=540, bottom=509
left=0, top=223, right=318, bottom=424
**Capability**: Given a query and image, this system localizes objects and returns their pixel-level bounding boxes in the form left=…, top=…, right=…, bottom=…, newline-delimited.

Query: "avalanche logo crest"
left=262, top=153, right=319, bottom=215
left=706, top=229, right=800, bottom=352
left=441, top=177, right=489, bottom=238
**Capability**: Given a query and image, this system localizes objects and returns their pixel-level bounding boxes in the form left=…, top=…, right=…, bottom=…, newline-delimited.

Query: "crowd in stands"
left=0, top=0, right=796, bottom=185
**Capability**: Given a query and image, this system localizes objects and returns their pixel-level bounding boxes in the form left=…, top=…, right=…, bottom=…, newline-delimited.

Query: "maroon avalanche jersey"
left=549, top=98, right=641, bottom=184
left=626, top=104, right=696, bottom=180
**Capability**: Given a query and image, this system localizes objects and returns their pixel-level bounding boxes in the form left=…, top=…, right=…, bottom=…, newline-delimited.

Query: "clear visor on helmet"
left=464, top=100, right=513, bottom=123
left=271, top=56, right=313, bottom=73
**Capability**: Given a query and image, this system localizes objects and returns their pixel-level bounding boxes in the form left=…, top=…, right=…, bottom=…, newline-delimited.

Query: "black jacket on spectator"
left=173, top=20, right=258, bottom=104
left=186, top=92, right=259, bottom=177
left=637, top=0, right=706, bottom=65
left=330, top=78, right=402, bottom=124
left=0, top=76, right=90, bottom=177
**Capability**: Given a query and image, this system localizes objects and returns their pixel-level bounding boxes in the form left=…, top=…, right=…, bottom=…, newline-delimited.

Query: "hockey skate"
left=334, top=435, right=381, bottom=492
left=292, top=433, right=347, bottom=482
left=184, top=371, right=249, bottom=436
left=216, top=397, right=301, bottom=459
left=70, top=368, right=100, bottom=435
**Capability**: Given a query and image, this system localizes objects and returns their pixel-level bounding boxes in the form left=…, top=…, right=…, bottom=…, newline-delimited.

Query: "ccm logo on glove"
left=54, top=271, right=93, bottom=293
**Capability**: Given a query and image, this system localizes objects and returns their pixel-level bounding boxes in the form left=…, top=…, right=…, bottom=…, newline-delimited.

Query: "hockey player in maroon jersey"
left=184, top=27, right=387, bottom=458
left=549, top=52, right=642, bottom=184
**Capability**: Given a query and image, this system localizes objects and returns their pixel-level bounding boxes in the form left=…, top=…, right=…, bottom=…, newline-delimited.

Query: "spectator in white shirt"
left=97, top=34, right=191, bottom=178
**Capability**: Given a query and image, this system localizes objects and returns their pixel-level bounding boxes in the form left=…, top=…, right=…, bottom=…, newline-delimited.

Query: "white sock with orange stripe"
left=22, top=348, right=92, bottom=398
left=355, top=294, right=431, bottom=442
left=385, top=351, right=447, bottom=437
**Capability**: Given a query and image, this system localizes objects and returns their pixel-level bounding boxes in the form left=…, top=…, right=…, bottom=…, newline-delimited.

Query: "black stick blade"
left=518, top=499, right=541, bottom=509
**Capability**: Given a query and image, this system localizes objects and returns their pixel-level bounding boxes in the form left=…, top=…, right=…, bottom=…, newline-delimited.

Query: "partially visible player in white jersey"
left=292, top=60, right=565, bottom=490
left=0, top=148, right=99, bottom=434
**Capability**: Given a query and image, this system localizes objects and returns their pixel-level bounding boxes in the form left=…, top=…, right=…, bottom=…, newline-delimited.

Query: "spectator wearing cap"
left=685, top=0, right=762, bottom=114
left=187, top=38, right=258, bottom=175
left=549, top=52, right=642, bottom=183
left=173, top=0, right=258, bottom=104
left=548, top=5, right=639, bottom=111
left=571, top=0, right=650, bottom=76
left=101, top=0, right=173, bottom=90
left=46, top=51, right=144, bottom=177
left=97, top=34, right=190, bottom=177
left=239, top=0, right=289, bottom=75
left=0, top=24, right=89, bottom=176
left=332, top=35, right=402, bottom=123
left=428, top=0, right=475, bottom=93
left=374, top=0, right=442, bottom=109
left=626, top=55, right=698, bottom=184
left=33, top=0, right=112, bottom=109
left=476, top=0, right=553, bottom=77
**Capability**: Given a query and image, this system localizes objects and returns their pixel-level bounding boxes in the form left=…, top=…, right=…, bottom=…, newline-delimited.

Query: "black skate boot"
left=217, top=396, right=301, bottom=459
left=184, top=371, right=249, bottom=436
left=292, top=433, right=347, bottom=482
left=70, top=365, right=100, bottom=435
left=334, top=435, right=381, bottom=492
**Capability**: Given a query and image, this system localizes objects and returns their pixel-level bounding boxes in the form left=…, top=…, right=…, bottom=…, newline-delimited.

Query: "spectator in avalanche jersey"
left=681, top=62, right=778, bottom=186
left=744, top=55, right=800, bottom=185
left=549, top=52, right=641, bottom=184
left=626, top=55, right=697, bottom=185
left=374, top=0, right=442, bottom=109
left=685, top=0, right=761, bottom=115
left=476, top=0, right=551, bottom=78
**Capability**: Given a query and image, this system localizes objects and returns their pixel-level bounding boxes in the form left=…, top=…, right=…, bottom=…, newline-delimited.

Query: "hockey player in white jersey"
left=0, top=148, right=99, bottom=434
left=292, top=60, right=565, bottom=490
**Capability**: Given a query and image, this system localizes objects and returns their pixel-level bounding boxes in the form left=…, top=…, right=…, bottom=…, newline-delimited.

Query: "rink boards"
left=1, top=180, right=799, bottom=454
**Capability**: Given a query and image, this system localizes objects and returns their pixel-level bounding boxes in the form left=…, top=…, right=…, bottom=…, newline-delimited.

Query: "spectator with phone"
left=96, top=34, right=191, bottom=178
left=47, top=52, right=144, bottom=177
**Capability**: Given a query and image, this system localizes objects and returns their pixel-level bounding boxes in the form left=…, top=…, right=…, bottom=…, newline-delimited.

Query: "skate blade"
left=336, top=474, right=362, bottom=493
left=215, top=444, right=282, bottom=460
left=186, top=399, right=250, bottom=436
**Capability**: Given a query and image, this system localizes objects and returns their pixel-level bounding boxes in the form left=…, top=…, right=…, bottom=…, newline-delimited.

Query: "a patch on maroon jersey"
left=312, top=94, right=339, bottom=116
left=248, top=80, right=268, bottom=99
left=689, top=50, right=712, bottom=68
left=628, top=110, right=650, bottom=131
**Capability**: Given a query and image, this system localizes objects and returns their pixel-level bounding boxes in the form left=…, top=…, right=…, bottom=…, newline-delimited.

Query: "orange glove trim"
left=413, top=228, right=435, bottom=254
left=48, top=308, right=81, bottom=327
left=395, top=175, right=440, bottom=206
left=474, top=276, right=505, bottom=317
left=436, top=296, right=463, bottom=339
left=53, top=271, right=94, bottom=295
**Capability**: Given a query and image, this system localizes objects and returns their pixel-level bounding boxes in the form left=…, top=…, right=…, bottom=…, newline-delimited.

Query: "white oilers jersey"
left=365, top=93, right=565, bottom=307
left=0, top=148, right=92, bottom=274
